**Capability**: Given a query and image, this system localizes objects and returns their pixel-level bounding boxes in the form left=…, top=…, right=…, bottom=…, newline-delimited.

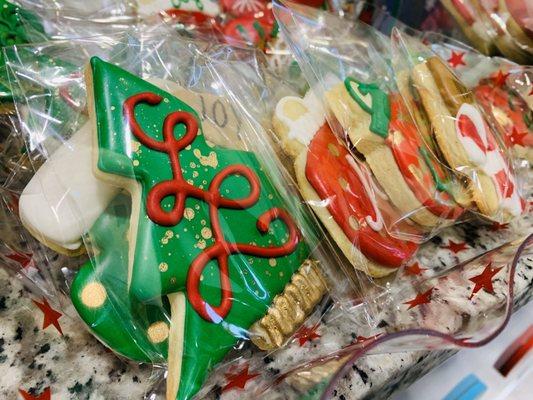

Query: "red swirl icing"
left=124, top=92, right=301, bottom=322
left=387, top=95, right=463, bottom=220
left=305, top=124, right=418, bottom=268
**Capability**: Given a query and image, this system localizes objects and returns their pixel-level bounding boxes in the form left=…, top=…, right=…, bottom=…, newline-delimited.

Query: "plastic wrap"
left=0, top=3, right=532, bottom=400
left=427, top=34, right=533, bottom=169
left=1, top=26, right=363, bottom=400
left=439, top=0, right=533, bottom=64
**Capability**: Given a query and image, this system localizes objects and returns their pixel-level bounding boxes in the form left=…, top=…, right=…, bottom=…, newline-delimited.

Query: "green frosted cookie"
left=84, top=57, right=315, bottom=400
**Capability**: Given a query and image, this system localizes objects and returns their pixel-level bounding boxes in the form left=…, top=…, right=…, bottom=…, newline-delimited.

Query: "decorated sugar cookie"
left=273, top=91, right=419, bottom=277
left=86, top=57, right=325, bottom=400
left=410, top=56, right=525, bottom=220
left=324, top=77, right=463, bottom=228
left=71, top=194, right=168, bottom=362
left=19, top=84, right=245, bottom=255
left=440, top=0, right=496, bottom=55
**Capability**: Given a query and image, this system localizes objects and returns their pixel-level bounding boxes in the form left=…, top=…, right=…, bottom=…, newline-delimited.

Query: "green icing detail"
left=90, top=57, right=310, bottom=400
left=71, top=195, right=168, bottom=362
left=419, top=147, right=451, bottom=194
left=344, top=77, right=390, bottom=138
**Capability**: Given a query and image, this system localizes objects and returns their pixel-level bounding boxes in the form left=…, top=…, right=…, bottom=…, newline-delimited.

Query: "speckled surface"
left=1, top=205, right=531, bottom=399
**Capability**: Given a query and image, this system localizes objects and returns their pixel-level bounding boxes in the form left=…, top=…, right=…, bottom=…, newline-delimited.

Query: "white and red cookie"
left=411, top=56, right=525, bottom=220
left=273, top=91, right=419, bottom=277
left=324, top=77, right=464, bottom=228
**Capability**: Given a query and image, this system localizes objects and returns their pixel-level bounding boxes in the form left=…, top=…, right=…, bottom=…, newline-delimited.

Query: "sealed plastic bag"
left=1, top=5, right=532, bottom=400
left=439, top=0, right=533, bottom=64
left=426, top=34, right=533, bottom=167
left=3, top=26, right=359, bottom=399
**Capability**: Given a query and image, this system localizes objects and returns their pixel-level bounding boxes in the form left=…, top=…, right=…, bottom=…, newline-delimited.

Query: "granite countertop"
left=0, top=198, right=531, bottom=400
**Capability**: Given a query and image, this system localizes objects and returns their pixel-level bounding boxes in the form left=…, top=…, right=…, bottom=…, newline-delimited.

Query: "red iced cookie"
left=305, top=124, right=418, bottom=268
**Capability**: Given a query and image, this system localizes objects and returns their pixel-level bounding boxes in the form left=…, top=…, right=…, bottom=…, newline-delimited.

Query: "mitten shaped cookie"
left=324, top=77, right=464, bottom=228
left=273, top=91, right=419, bottom=278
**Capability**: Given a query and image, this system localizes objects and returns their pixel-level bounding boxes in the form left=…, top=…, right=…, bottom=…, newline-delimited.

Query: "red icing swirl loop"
left=123, top=92, right=301, bottom=322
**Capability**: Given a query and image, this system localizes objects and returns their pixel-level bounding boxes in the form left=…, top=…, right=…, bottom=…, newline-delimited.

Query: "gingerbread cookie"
left=273, top=91, right=419, bottom=278
left=411, top=56, right=525, bottom=220
left=324, top=77, right=463, bottom=228
left=19, top=82, right=244, bottom=255
left=85, top=57, right=325, bottom=400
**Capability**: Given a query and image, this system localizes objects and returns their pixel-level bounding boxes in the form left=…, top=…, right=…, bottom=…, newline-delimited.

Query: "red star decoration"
left=508, top=127, right=529, bottom=147
left=6, top=251, right=33, bottom=270
left=222, top=365, right=259, bottom=393
left=404, top=262, right=427, bottom=276
left=443, top=240, right=468, bottom=254
left=404, top=288, right=434, bottom=310
left=447, top=51, right=466, bottom=68
left=469, top=263, right=503, bottom=299
left=294, top=323, right=321, bottom=346
left=488, top=222, right=509, bottom=232
left=32, top=298, right=63, bottom=335
left=492, top=70, right=510, bottom=87
left=18, top=387, right=51, bottom=400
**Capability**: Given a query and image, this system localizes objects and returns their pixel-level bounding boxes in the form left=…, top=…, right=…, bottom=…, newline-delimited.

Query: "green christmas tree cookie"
left=86, top=57, right=317, bottom=400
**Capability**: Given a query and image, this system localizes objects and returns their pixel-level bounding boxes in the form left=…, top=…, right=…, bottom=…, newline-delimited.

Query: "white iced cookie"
left=137, top=0, right=221, bottom=16
left=272, top=91, right=326, bottom=158
left=19, top=122, right=118, bottom=255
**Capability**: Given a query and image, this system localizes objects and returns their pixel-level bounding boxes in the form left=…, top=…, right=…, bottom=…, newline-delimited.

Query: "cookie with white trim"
left=85, top=57, right=326, bottom=400
left=273, top=91, right=419, bottom=278
left=410, top=56, right=525, bottom=220
left=323, top=77, right=464, bottom=228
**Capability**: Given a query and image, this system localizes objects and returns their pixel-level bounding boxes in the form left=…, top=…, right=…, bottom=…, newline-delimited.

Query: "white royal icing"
left=275, top=90, right=326, bottom=146
left=455, top=103, right=523, bottom=216
left=19, top=123, right=118, bottom=251
left=345, top=154, right=385, bottom=231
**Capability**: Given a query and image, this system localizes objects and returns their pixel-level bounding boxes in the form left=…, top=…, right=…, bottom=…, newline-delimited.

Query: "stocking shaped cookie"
left=71, top=194, right=168, bottom=362
left=325, top=77, right=463, bottom=228
left=86, top=58, right=319, bottom=400
left=273, top=92, right=419, bottom=278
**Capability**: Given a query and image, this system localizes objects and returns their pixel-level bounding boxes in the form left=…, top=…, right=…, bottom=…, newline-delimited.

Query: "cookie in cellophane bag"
left=3, top=28, right=363, bottom=400
left=271, top=1, right=473, bottom=279
left=391, top=29, right=527, bottom=223
left=426, top=35, right=533, bottom=167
